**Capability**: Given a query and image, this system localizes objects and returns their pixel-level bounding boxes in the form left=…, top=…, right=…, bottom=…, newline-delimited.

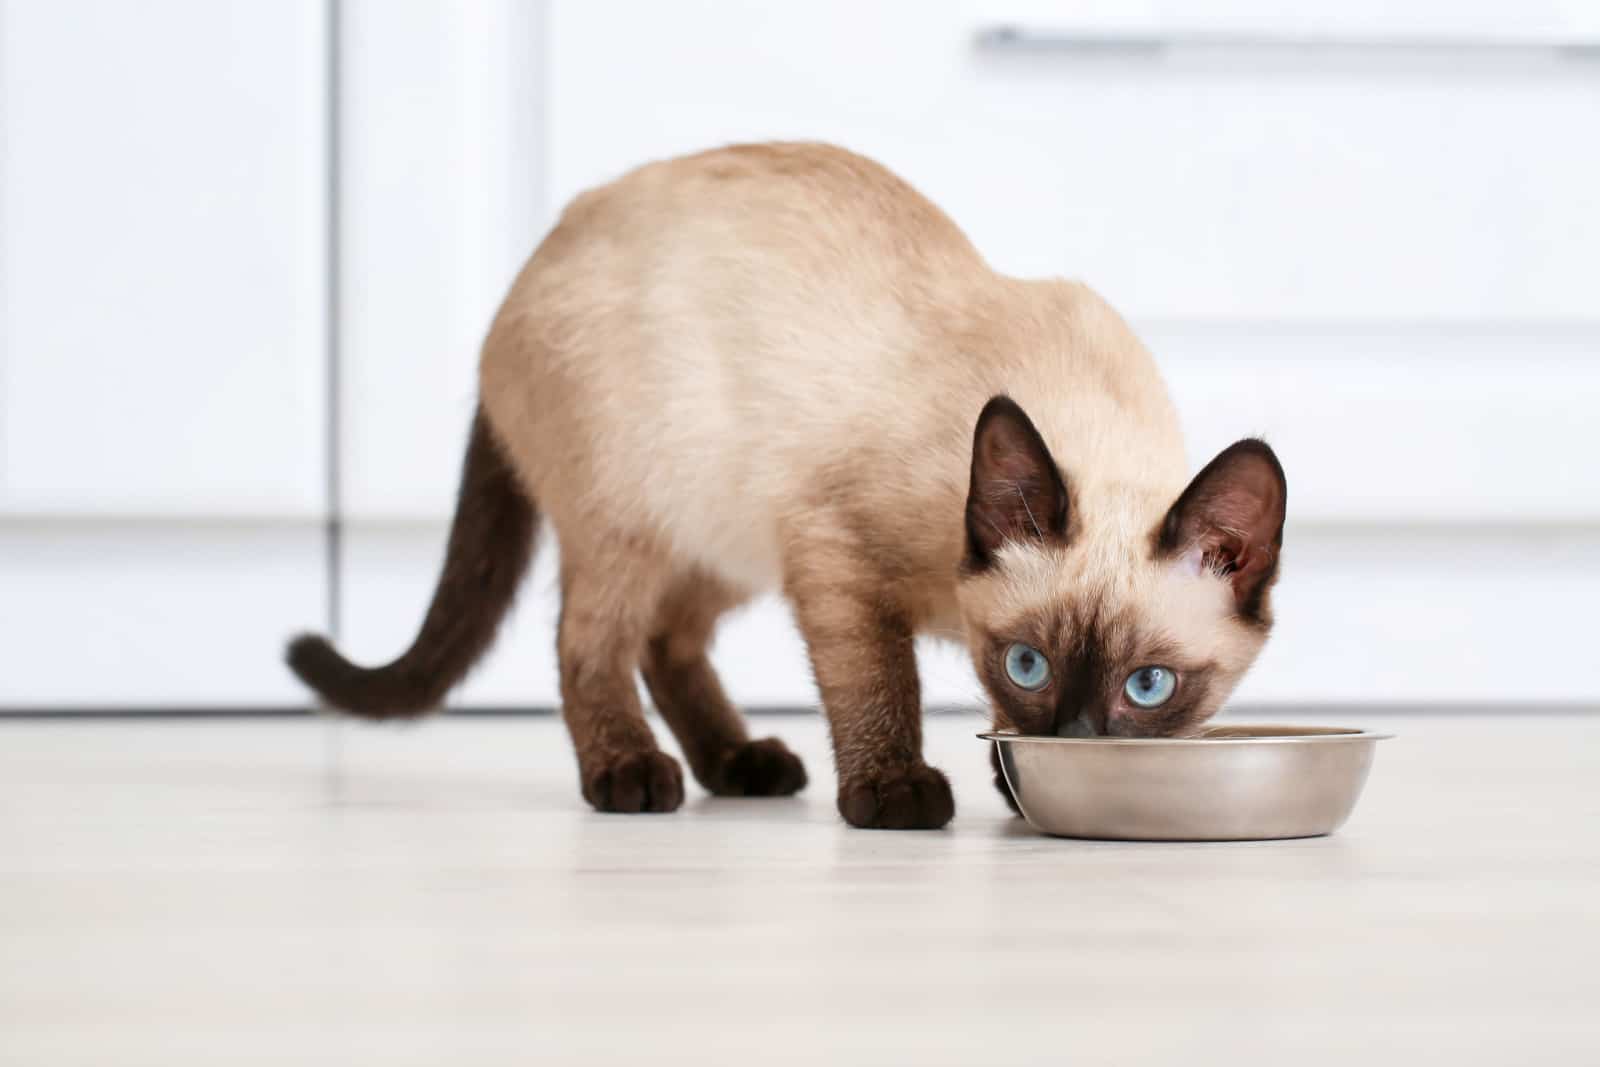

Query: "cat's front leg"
left=785, top=555, right=954, bottom=830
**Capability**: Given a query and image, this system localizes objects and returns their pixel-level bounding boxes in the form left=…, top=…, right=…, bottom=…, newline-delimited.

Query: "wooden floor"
left=2, top=711, right=1597, bottom=1065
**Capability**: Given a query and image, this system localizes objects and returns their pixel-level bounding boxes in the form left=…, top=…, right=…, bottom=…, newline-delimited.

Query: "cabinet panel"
left=338, top=0, right=541, bottom=520
left=1154, top=324, right=1600, bottom=522
left=0, top=522, right=326, bottom=707
left=547, top=0, right=1600, bottom=322
left=0, top=0, right=327, bottom=517
left=543, top=1, right=1600, bottom=523
left=331, top=1, right=1600, bottom=713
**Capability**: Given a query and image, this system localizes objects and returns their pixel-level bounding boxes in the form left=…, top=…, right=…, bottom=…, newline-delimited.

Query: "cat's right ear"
left=964, top=396, right=1070, bottom=570
left=1156, top=438, right=1287, bottom=622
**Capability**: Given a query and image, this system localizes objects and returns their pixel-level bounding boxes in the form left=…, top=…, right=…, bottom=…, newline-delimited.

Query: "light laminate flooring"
left=2, top=711, right=1597, bottom=1065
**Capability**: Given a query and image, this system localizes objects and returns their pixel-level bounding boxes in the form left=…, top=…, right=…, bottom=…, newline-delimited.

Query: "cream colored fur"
left=483, top=144, right=1192, bottom=605
left=470, top=142, right=1273, bottom=819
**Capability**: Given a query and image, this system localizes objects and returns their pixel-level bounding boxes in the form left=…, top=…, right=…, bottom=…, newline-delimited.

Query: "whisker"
left=1015, top=483, right=1043, bottom=539
left=975, top=509, right=1009, bottom=544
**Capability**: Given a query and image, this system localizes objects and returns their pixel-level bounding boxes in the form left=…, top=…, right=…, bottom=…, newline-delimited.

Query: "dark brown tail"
left=286, top=409, right=538, bottom=718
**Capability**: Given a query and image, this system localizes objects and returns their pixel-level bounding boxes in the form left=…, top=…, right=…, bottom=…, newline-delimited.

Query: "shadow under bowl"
left=981, top=725, right=1392, bottom=842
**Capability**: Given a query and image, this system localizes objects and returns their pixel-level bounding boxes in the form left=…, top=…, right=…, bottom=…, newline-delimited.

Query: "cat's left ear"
left=1157, top=439, right=1287, bottom=622
left=964, top=396, right=1070, bottom=569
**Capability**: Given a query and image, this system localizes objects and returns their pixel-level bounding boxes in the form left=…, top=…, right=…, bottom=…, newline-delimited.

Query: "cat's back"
left=479, top=143, right=1000, bottom=581
left=487, top=141, right=993, bottom=422
left=479, top=143, right=1179, bottom=591
left=559, top=141, right=983, bottom=271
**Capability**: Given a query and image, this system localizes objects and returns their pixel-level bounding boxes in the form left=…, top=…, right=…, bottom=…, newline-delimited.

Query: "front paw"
left=582, top=750, right=684, bottom=813
left=837, top=763, right=954, bottom=829
left=990, top=742, right=1021, bottom=815
left=708, top=737, right=808, bottom=797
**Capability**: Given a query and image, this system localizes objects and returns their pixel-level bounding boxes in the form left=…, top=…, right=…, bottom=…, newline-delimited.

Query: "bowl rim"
left=979, top=724, right=1395, bottom=746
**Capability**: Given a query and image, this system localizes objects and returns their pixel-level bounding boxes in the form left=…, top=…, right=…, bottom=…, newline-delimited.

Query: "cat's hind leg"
left=641, top=570, right=807, bottom=797
left=557, top=538, right=684, bottom=813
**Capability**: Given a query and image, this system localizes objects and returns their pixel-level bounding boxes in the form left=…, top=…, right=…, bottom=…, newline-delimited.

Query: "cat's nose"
left=1058, top=716, right=1100, bottom=738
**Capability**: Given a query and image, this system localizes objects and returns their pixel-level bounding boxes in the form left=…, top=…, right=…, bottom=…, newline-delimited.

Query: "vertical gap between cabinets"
left=322, top=0, right=346, bottom=787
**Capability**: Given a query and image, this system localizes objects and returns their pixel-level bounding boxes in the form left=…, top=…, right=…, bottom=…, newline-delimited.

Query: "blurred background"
left=3, top=0, right=1598, bottom=717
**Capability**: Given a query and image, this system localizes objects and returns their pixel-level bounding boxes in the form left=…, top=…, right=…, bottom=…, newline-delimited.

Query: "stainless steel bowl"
left=981, top=725, right=1392, bottom=841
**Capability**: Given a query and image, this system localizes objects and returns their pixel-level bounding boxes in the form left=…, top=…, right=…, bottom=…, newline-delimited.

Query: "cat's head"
left=955, top=396, right=1286, bottom=738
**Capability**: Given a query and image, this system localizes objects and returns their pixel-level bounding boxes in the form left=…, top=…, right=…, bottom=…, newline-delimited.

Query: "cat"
left=287, top=142, right=1286, bottom=830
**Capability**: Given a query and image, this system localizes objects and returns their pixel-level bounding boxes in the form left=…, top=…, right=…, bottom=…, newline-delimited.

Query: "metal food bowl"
left=982, top=725, right=1392, bottom=841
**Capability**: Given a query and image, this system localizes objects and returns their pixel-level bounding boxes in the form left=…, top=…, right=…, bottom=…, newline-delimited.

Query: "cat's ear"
left=1157, top=439, right=1287, bottom=621
left=964, top=396, right=1070, bottom=569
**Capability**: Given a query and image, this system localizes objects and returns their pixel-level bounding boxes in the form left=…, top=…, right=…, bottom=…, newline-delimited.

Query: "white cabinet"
left=515, top=1, right=1591, bottom=703
left=332, top=0, right=561, bottom=705
left=547, top=1, right=1600, bottom=321
left=337, top=0, right=541, bottom=520
left=0, top=521, right=328, bottom=707
left=544, top=0, right=1600, bottom=524
left=0, top=0, right=329, bottom=707
left=323, top=1, right=1600, bottom=708
left=8, top=1, right=1590, bottom=708
left=0, top=0, right=328, bottom=519
left=1157, top=323, right=1600, bottom=523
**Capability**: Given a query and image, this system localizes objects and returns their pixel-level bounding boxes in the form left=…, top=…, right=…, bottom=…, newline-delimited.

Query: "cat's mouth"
left=996, top=706, right=1206, bottom=740
left=992, top=707, right=1097, bottom=738
left=1056, top=716, right=1100, bottom=738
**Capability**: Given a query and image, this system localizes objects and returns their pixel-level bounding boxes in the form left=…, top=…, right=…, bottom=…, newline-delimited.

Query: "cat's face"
left=955, top=397, right=1286, bottom=738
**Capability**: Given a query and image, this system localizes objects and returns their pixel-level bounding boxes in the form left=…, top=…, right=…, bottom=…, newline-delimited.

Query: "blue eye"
left=1004, top=643, right=1051, bottom=691
left=1124, top=667, right=1177, bottom=708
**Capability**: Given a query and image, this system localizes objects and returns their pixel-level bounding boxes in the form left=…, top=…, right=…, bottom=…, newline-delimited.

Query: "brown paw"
left=990, top=742, right=1021, bottom=815
left=708, top=737, right=808, bottom=797
left=582, top=750, right=684, bottom=813
left=838, top=763, right=954, bottom=830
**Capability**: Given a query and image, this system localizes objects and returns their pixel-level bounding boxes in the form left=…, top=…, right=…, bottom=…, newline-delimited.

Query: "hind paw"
left=706, top=738, right=808, bottom=796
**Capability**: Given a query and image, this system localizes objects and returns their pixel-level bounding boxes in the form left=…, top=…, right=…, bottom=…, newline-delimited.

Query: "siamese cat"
left=288, top=142, right=1286, bottom=830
